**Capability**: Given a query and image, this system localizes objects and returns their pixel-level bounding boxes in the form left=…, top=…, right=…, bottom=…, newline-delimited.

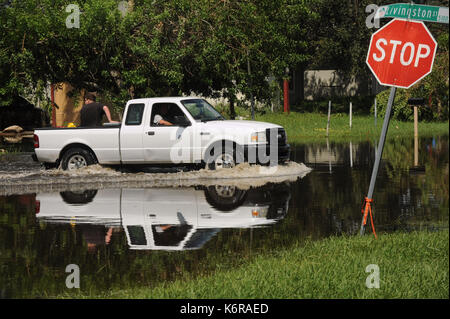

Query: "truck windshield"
left=181, top=99, right=225, bottom=122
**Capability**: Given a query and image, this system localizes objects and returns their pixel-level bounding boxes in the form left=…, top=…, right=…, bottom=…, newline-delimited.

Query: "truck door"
left=143, top=102, right=193, bottom=163
left=145, top=188, right=198, bottom=250
left=121, top=188, right=198, bottom=250
left=119, top=103, right=147, bottom=163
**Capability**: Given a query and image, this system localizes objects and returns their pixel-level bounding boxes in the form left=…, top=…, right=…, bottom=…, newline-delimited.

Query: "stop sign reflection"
left=366, top=18, right=437, bottom=88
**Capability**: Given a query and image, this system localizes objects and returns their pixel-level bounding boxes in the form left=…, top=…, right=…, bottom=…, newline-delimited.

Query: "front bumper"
left=243, top=143, right=290, bottom=165
left=245, top=182, right=291, bottom=219
left=242, top=127, right=290, bottom=165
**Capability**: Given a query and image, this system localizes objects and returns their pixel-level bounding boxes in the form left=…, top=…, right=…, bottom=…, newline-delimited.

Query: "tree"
left=1, top=0, right=130, bottom=106
left=1, top=0, right=318, bottom=114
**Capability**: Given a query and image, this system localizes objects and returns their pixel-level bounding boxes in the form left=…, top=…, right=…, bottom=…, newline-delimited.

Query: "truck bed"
left=34, top=125, right=121, bottom=164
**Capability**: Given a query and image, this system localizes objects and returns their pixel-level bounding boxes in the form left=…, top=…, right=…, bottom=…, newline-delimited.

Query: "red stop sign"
left=366, top=19, right=437, bottom=88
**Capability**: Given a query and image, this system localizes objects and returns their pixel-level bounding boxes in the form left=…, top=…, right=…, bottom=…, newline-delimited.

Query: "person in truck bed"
left=80, top=92, right=118, bottom=127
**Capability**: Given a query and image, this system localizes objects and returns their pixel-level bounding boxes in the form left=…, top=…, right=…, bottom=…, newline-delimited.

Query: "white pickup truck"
left=32, top=97, right=290, bottom=170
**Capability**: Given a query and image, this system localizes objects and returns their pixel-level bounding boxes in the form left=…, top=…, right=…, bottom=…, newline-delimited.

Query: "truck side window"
left=150, top=103, right=189, bottom=126
left=125, top=103, right=145, bottom=125
left=127, top=226, right=147, bottom=245
left=152, top=224, right=192, bottom=246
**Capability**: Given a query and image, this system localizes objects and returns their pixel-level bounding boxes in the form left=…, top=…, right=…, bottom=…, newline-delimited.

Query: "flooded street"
left=0, top=135, right=448, bottom=298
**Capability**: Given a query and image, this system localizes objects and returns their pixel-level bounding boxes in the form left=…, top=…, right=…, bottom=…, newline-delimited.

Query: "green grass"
left=254, top=112, right=449, bottom=144
left=60, top=230, right=449, bottom=299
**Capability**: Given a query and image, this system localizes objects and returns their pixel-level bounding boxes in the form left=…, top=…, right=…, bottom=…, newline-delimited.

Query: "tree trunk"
left=229, top=95, right=236, bottom=120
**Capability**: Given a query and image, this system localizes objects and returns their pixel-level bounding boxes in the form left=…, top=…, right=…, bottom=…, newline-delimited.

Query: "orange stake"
left=361, top=197, right=377, bottom=239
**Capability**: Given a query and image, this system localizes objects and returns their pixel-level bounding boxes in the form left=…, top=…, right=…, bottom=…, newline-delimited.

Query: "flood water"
left=0, top=135, right=448, bottom=298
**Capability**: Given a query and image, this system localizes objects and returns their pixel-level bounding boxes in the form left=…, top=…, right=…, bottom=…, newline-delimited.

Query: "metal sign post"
left=360, top=87, right=396, bottom=237
left=360, top=13, right=440, bottom=237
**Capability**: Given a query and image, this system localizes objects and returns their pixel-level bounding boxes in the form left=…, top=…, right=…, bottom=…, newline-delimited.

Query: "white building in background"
left=288, top=68, right=386, bottom=105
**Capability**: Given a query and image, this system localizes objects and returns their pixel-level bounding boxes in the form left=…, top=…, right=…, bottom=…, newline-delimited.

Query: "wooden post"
left=349, top=102, right=352, bottom=129
left=408, top=98, right=425, bottom=166
left=327, top=137, right=331, bottom=173
left=414, top=106, right=418, bottom=139
left=326, top=100, right=331, bottom=136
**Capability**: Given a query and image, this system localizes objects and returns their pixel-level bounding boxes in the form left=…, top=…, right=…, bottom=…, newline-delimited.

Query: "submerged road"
left=0, top=153, right=312, bottom=195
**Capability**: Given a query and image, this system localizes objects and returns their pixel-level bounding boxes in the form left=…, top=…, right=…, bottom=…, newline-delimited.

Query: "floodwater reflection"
left=36, top=183, right=290, bottom=251
left=0, top=135, right=447, bottom=298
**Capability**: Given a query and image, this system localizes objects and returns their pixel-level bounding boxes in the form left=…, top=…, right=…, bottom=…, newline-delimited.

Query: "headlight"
left=250, top=132, right=267, bottom=143
left=251, top=206, right=269, bottom=218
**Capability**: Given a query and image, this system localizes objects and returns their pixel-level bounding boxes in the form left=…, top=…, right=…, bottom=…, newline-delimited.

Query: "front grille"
left=266, top=128, right=287, bottom=146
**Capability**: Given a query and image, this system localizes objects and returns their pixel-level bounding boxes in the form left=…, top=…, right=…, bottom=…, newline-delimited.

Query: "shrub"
left=373, top=88, right=434, bottom=122
left=373, top=32, right=449, bottom=122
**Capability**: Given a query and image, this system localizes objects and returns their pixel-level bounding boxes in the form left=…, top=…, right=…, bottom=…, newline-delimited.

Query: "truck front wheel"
left=61, top=147, right=97, bottom=171
left=205, top=144, right=244, bottom=170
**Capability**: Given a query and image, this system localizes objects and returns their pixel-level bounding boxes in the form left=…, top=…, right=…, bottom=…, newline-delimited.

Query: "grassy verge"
left=254, top=112, right=449, bottom=144
left=63, top=230, right=448, bottom=299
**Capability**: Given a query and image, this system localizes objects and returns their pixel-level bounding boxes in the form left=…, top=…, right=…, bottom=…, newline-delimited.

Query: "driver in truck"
left=80, top=92, right=119, bottom=127
left=153, top=103, right=173, bottom=126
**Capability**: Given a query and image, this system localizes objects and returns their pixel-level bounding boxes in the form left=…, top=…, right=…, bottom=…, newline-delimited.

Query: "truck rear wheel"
left=61, top=147, right=97, bottom=171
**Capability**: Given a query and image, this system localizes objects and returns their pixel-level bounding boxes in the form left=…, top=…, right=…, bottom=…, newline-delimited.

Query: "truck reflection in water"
left=36, top=183, right=291, bottom=251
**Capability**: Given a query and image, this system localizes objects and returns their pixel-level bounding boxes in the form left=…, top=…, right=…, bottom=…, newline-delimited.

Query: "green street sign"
left=375, top=3, right=449, bottom=24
